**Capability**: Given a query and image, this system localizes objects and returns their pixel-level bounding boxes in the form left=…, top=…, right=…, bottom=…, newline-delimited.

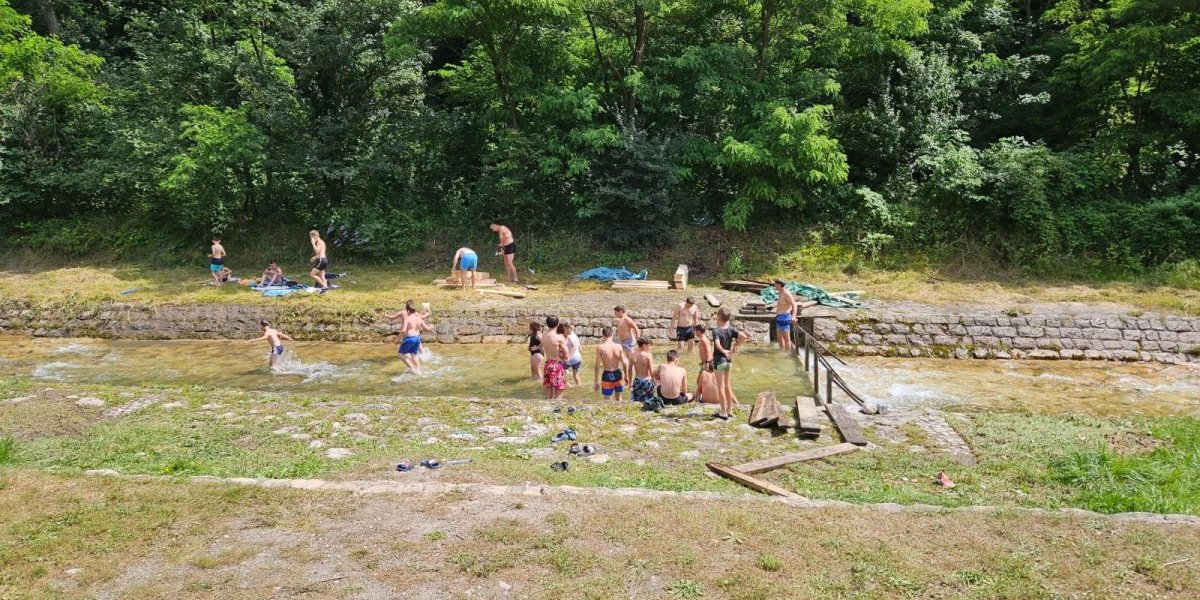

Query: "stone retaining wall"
left=2, top=298, right=1197, bottom=363
left=812, top=312, right=1200, bottom=364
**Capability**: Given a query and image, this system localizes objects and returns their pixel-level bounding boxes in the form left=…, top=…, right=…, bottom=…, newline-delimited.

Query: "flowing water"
left=0, top=335, right=806, bottom=401
left=838, top=357, right=1200, bottom=417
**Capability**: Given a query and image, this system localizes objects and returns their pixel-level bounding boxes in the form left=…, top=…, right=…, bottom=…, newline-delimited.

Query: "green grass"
left=0, top=438, right=15, bottom=465
left=1052, top=418, right=1200, bottom=514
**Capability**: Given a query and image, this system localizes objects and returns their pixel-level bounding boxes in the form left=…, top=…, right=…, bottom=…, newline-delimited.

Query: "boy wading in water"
left=710, top=308, right=748, bottom=420
left=385, top=300, right=432, bottom=375
left=561, top=321, right=583, bottom=387
left=654, top=350, right=692, bottom=408
left=670, top=297, right=701, bottom=352
left=631, top=338, right=656, bottom=409
left=309, top=230, right=330, bottom=290
left=593, top=326, right=625, bottom=401
left=209, top=237, right=226, bottom=286
left=613, top=305, right=640, bottom=385
left=528, top=321, right=544, bottom=381
left=248, top=320, right=294, bottom=371
left=773, top=279, right=798, bottom=352
left=451, top=247, right=478, bottom=290
left=540, top=316, right=569, bottom=400
left=490, top=223, right=519, bottom=283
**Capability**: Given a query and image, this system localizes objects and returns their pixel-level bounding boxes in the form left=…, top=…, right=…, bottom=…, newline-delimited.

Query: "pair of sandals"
left=551, top=443, right=599, bottom=472
left=395, top=459, right=440, bottom=472
left=551, top=406, right=578, bottom=415
left=551, top=427, right=577, bottom=442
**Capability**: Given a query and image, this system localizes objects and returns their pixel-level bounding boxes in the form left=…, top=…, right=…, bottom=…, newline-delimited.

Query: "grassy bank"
left=3, top=378, right=1198, bottom=516
left=5, top=233, right=1200, bottom=315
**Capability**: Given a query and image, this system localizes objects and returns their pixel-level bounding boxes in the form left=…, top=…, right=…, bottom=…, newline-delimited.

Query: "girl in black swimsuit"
left=528, top=321, right=544, bottom=380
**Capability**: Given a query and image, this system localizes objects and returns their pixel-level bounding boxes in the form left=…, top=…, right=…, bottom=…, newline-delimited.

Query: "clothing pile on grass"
left=759, top=282, right=862, bottom=308
left=249, top=273, right=343, bottom=297
left=576, top=266, right=648, bottom=282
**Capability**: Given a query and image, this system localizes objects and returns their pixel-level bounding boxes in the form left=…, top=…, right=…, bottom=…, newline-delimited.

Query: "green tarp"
left=759, top=282, right=862, bottom=308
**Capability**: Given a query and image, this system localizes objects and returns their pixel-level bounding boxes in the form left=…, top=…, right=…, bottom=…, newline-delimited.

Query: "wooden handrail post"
left=813, top=359, right=820, bottom=403
left=826, top=367, right=833, bottom=403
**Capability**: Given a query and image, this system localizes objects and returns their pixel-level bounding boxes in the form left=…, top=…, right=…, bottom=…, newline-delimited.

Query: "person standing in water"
left=247, top=320, right=294, bottom=371
left=309, top=230, right=330, bottom=290
left=209, top=236, right=226, bottom=287
left=560, top=321, right=583, bottom=387
left=452, top=247, right=478, bottom=290
left=613, top=305, right=640, bottom=384
left=669, top=296, right=701, bottom=352
left=710, top=308, right=748, bottom=420
left=773, top=279, right=798, bottom=352
left=385, top=300, right=432, bottom=375
left=631, top=338, right=656, bottom=410
left=540, top=315, right=569, bottom=400
left=490, top=223, right=518, bottom=282
left=528, top=321, right=544, bottom=381
left=592, top=326, right=625, bottom=401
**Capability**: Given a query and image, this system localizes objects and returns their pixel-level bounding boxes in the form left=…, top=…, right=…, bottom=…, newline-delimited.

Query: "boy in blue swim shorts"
left=772, top=279, right=799, bottom=352
left=386, top=300, right=433, bottom=375
left=247, top=320, right=294, bottom=371
left=451, top=247, right=479, bottom=290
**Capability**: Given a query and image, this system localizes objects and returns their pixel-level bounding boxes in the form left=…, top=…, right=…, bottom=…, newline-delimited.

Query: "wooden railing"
left=790, top=325, right=879, bottom=414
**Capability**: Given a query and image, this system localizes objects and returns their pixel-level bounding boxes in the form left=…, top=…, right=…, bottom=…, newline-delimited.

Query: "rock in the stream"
left=75, top=397, right=105, bottom=408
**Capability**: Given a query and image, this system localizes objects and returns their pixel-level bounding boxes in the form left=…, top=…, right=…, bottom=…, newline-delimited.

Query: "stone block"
left=993, top=326, right=1018, bottom=337
left=1036, top=338, right=1062, bottom=350
left=1016, top=326, right=1044, bottom=338
left=1028, top=349, right=1059, bottom=360
left=948, top=324, right=968, bottom=335
left=1059, top=349, right=1084, bottom=359
left=1122, top=329, right=1144, bottom=342
left=1113, top=350, right=1140, bottom=361
left=1012, top=337, right=1036, bottom=349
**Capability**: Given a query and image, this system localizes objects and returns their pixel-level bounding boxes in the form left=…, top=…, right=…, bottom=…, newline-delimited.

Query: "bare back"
left=633, top=350, right=653, bottom=378
left=657, top=363, right=687, bottom=397
left=542, top=330, right=568, bottom=361
left=211, top=243, right=225, bottom=259
left=776, top=289, right=796, bottom=315
left=596, top=342, right=623, bottom=371
left=698, top=335, right=713, bottom=362
left=403, top=313, right=426, bottom=337
left=496, top=226, right=513, bottom=246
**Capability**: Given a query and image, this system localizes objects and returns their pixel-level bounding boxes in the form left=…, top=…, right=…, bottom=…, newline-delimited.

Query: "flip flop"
left=551, top=461, right=569, bottom=472
left=569, top=443, right=582, bottom=455
left=395, top=461, right=413, bottom=472
left=565, top=427, right=577, bottom=441
left=420, top=459, right=441, bottom=470
left=578, top=444, right=596, bottom=458
left=552, top=430, right=569, bottom=443
left=567, top=406, right=576, bottom=415
left=552, top=406, right=562, bottom=413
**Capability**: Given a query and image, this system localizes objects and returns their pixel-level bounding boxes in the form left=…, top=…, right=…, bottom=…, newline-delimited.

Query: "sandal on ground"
left=395, top=461, right=413, bottom=472
left=578, top=444, right=596, bottom=458
left=420, top=459, right=441, bottom=470
left=551, top=461, right=569, bottom=472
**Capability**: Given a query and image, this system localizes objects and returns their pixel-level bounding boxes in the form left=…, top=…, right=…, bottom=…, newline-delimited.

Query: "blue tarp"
left=576, top=266, right=648, bottom=282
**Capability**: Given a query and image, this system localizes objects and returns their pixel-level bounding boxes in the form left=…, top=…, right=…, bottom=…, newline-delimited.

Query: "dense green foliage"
left=0, top=0, right=1197, bottom=266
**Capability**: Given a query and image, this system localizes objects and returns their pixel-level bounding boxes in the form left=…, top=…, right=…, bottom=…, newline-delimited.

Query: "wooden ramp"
left=794, top=396, right=824, bottom=438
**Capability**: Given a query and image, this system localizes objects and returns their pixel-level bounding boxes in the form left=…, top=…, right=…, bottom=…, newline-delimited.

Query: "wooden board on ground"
left=794, top=396, right=824, bottom=437
left=476, top=288, right=526, bottom=299
left=748, top=391, right=780, bottom=428
left=612, top=279, right=671, bottom=290
left=720, top=280, right=770, bottom=292
left=706, top=462, right=800, bottom=498
left=704, top=294, right=721, bottom=308
left=673, top=264, right=689, bottom=290
left=825, top=402, right=869, bottom=446
left=731, top=443, right=861, bottom=475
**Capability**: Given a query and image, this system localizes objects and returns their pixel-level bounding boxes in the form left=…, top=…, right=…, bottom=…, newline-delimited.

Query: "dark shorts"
left=657, top=386, right=687, bottom=405
left=775, top=313, right=793, bottom=332
left=399, top=336, right=421, bottom=355
left=601, top=370, right=624, bottom=396
left=676, top=326, right=695, bottom=342
left=502, top=242, right=516, bottom=255
left=315, top=257, right=329, bottom=271
left=272, top=345, right=284, bottom=356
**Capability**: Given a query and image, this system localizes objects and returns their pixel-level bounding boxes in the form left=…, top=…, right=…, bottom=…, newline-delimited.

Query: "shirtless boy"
left=670, top=297, right=701, bottom=352
left=773, top=279, right=798, bottom=351
left=592, top=326, right=625, bottom=401
left=451, top=247, right=479, bottom=290
left=694, top=362, right=718, bottom=404
left=385, top=300, right=432, bottom=375
left=540, top=315, right=569, bottom=399
left=631, top=338, right=656, bottom=409
left=247, top=320, right=294, bottom=371
left=654, top=350, right=692, bottom=408
left=490, top=223, right=518, bottom=282
left=309, top=230, right=330, bottom=290
left=613, top=305, right=640, bottom=381
left=209, top=237, right=226, bottom=286
left=261, top=262, right=284, bottom=286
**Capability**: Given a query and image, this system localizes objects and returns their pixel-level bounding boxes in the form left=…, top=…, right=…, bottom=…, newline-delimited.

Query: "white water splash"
left=32, top=361, right=76, bottom=381
left=52, top=342, right=93, bottom=355
left=272, top=350, right=341, bottom=383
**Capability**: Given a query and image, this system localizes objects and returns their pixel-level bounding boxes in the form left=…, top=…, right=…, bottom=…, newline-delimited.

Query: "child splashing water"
left=246, top=320, right=295, bottom=371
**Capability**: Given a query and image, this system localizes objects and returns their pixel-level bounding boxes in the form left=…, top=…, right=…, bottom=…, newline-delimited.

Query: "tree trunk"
left=626, top=2, right=649, bottom=113
left=482, top=36, right=518, bottom=128
left=35, top=0, right=62, bottom=36
left=755, top=0, right=776, bottom=81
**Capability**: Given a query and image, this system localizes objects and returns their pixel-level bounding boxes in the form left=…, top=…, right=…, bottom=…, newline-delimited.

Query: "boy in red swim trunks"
left=540, top=315, right=569, bottom=399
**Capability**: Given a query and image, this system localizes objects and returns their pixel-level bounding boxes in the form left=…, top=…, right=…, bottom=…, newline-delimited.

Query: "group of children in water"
left=525, top=299, right=750, bottom=421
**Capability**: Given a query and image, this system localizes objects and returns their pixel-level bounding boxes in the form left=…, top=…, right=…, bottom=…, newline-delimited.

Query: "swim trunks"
left=600, top=370, right=624, bottom=396
left=712, top=354, right=731, bottom=372
left=502, top=242, right=516, bottom=255
left=398, top=335, right=421, bottom=355
left=210, top=257, right=223, bottom=272
left=620, top=338, right=636, bottom=351
left=775, top=313, right=793, bottom=332
left=315, top=257, right=329, bottom=271
left=272, top=345, right=284, bottom=356
left=566, top=358, right=582, bottom=372
left=631, top=377, right=655, bottom=403
left=459, top=250, right=478, bottom=271
left=657, top=386, right=687, bottom=405
left=676, top=326, right=695, bottom=342
left=543, top=359, right=567, bottom=391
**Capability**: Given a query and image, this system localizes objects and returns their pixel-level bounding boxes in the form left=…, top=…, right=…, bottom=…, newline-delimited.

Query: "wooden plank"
left=794, top=396, right=824, bottom=436
left=706, top=463, right=800, bottom=498
left=612, top=280, right=671, bottom=290
left=825, top=402, right=868, bottom=446
left=704, top=294, right=721, bottom=308
left=475, top=288, right=526, bottom=299
left=720, top=280, right=770, bottom=292
left=731, top=443, right=861, bottom=475
left=673, top=264, right=689, bottom=290
left=748, top=392, right=770, bottom=427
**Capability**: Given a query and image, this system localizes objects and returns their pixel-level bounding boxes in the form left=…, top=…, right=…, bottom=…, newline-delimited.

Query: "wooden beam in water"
left=731, top=443, right=861, bottom=475
left=706, top=462, right=801, bottom=498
